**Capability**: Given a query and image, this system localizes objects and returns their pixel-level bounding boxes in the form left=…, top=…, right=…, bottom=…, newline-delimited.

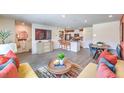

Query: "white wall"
left=82, top=27, right=93, bottom=48
left=51, top=28, right=61, bottom=49
left=32, top=23, right=62, bottom=54
left=93, top=21, right=120, bottom=49
left=0, top=16, right=15, bottom=44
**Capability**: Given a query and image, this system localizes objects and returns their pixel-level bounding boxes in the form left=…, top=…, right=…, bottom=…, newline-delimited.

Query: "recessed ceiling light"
left=61, top=14, right=66, bottom=18
left=84, top=19, right=87, bottom=23
left=108, top=15, right=113, bottom=18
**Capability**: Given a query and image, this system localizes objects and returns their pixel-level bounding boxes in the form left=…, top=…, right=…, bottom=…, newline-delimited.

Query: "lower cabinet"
left=36, top=41, right=53, bottom=54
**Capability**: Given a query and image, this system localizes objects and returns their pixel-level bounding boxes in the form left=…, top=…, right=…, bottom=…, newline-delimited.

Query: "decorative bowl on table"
left=53, top=59, right=60, bottom=66
left=97, top=44, right=103, bottom=46
left=97, top=42, right=104, bottom=46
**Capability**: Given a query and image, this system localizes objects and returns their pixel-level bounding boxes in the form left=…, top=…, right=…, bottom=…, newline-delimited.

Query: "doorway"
left=15, top=21, right=32, bottom=53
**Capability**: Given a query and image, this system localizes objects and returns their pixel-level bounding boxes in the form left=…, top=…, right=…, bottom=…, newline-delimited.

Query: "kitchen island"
left=70, top=41, right=80, bottom=52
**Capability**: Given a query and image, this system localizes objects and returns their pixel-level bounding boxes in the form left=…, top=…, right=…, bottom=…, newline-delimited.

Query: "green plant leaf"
left=57, top=52, right=65, bottom=60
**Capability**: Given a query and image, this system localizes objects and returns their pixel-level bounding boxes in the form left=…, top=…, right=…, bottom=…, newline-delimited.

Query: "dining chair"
left=116, top=44, right=122, bottom=59
left=89, top=43, right=97, bottom=56
left=64, top=41, right=71, bottom=50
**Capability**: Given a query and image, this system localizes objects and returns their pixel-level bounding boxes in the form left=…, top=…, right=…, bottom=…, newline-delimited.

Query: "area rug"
left=35, top=65, right=82, bottom=78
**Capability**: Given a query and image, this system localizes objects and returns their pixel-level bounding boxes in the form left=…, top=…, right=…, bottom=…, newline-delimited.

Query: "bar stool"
left=58, top=40, right=65, bottom=48
left=64, top=41, right=71, bottom=50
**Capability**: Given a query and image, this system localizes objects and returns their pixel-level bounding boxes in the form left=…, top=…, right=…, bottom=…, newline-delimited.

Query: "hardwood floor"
left=17, top=48, right=94, bottom=71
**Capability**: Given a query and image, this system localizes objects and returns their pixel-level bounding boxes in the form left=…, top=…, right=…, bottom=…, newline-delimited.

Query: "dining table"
left=91, top=44, right=110, bottom=49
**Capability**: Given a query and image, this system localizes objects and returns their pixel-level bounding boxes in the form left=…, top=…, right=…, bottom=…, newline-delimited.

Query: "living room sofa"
left=77, top=60, right=124, bottom=78
left=0, top=49, right=38, bottom=78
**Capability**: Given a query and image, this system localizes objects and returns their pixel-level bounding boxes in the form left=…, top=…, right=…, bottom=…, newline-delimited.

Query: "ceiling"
left=0, top=14, right=122, bottom=29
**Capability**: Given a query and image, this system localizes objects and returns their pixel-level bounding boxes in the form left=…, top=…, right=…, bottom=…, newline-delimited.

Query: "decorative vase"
left=59, top=59, right=64, bottom=66
left=57, top=52, right=65, bottom=66
left=97, top=44, right=103, bottom=46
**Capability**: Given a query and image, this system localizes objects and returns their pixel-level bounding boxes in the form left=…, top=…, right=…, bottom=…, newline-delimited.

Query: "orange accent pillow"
left=0, top=56, right=10, bottom=65
left=5, top=50, right=20, bottom=69
left=104, top=54, right=117, bottom=65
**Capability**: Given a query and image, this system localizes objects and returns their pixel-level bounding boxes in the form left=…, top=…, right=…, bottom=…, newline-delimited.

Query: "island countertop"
left=70, top=41, right=80, bottom=52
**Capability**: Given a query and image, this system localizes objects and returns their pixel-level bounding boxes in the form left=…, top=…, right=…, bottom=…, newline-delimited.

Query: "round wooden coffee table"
left=48, top=58, right=72, bottom=77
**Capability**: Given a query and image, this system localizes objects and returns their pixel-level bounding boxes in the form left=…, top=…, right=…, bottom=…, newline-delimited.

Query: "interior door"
left=120, top=15, right=124, bottom=42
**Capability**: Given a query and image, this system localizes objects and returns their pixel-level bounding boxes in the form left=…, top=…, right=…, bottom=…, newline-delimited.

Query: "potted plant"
left=0, top=29, right=11, bottom=44
left=57, top=52, right=65, bottom=65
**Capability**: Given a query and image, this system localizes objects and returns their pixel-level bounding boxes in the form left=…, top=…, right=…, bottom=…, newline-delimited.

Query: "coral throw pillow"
left=0, top=56, right=10, bottom=65
left=96, top=63, right=116, bottom=78
left=120, top=42, right=124, bottom=60
left=0, top=62, right=19, bottom=78
left=0, top=58, right=16, bottom=70
left=5, top=50, right=20, bottom=68
left=98, top=58, right=116, bottom=73
left=104, top=54, right=117, bottom=65
left=96, top=50, right=117, bottom=65
left=96, top=50, right=111, bottom=64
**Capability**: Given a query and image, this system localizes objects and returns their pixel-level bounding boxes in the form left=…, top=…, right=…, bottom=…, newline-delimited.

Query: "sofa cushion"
left=5, top=50, right=20, bottom=68
left=0, top=56, right=9, bottom=65
left=96, top=63, right=116, bottom=78
left=18, top=63, right=38, bottom=78
left=78, top=60, right=124, bottom=78
left=0, top=62, right=19, bottom=78
left=77, top=63, right=97, bottom=78
left=99, top=58, right=116, bottom=73
left=115, top=60, right=124, bottom=78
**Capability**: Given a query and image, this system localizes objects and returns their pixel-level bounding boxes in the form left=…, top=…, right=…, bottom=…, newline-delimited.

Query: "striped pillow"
left=96, top=63, right=116, bottom=78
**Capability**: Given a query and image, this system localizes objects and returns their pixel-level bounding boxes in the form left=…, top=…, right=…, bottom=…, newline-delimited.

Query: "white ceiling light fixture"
left=61, top=14, right=66, bottom=18
left=108, top=15, right=113, bottom=18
